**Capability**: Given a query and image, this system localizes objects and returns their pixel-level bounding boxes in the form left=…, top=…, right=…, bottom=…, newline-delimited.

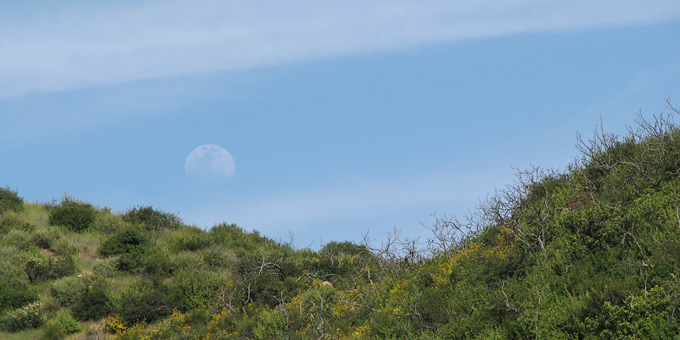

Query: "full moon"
left=184, top=144, right=235, bottom=183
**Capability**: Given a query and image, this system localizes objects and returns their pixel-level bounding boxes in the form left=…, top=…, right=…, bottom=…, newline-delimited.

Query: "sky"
left=2, top=1, right=680, bottom=249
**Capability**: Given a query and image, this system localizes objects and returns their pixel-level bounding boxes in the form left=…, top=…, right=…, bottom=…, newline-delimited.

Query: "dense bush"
left=123, top=205, right=182, bottom=230
left=200, top=246, right=235, bottom=269
left=172, top=269, right=224, bottom=310
left=168, top=226, right=211, bottom=252
left=100, top=226, right=150, bottom=272
left=0, top=212, right=34, bottom=234
left=92, top=257, right=120, bottom=278
left=114, top=280, right=175, bottom=325
left=48, top=201, right=96, bottom=232
left=39, top=310, right=82, bottom=340
left=25, top=255, right=76, bottom=283
left=54, top=309, right=81, bottom=335
left=31, top=227, right=62, bottom=250
left=51, top=276, right=87, bottom=308
left=0, top=187, right=23, bottom=213
left=0, top=301, right=43, bottom=332
left=71, top=277, right=111, bottom=321
left=140, top=247, right=174, bottom=278
left=100, top=226, right=149, bottom=257
left=0, top=259, right=30, bottom=291
left=209, top=223, right=271, bottom=251
left=4, top=228, right=34, bottom=250
left=0, top=280, right=39, bottom=312
left=40, top=322, right=66, bottom=340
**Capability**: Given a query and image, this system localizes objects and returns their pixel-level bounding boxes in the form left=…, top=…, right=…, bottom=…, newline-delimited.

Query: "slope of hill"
left=1, top=104, right=680, bottom=339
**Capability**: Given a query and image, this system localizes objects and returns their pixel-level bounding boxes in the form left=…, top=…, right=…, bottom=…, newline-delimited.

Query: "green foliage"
left=113, top=280, right=174, bottom=325
left=39, top=322, right=66, bottom=340
left=71, top=277, right=111, bottom=321
left=0, top=259, right=30, bottom=291
left=4, top=229, right=34, bottom=250
left=29, top=228, right=77, bottom=256
left=48, top=200, right=96, bottom=232
left=209, top=223, right=271, bottom=251
left=140, top=247, right=173, bottom=278
left=0, top=212, right=34, bottom=234
left=24, top=255, right=76, bottom=283
left=167, top=226, right=211, bottom=252
left=54, top=309, right=82, bottom=335
left=92, top=256, right=120, bottom=278
left=0, top=187, right=23, bottom=213
left=40, top=310, right=82, bottom=340
left=100, top=225, right=149, bottom=257
left=123, top=205, right=182, bottom=231
left=50, top=276, right=87, bottom=308
left=253, top=309, right=287, bottom=340
left=0, top=301, right=43, bottom=332
left=318, top=241, right=375, bottom=280
left=31, top=227, right=61, bottom=250
left=582, top=285, right=677, bottom=339
left=100, top=225, right=150, bottom=272
left=200, top=246, right=234, bottom=269
left=172, top=269, right=224, bottom=310
left=0, top=280, right=39, bottom=312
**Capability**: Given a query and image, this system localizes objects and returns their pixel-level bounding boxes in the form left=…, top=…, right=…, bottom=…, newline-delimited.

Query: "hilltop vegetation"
left=2, top=103, right=680, bottom=339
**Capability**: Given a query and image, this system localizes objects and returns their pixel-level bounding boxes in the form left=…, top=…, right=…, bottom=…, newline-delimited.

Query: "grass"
left=0, top=328, right=42, bottom=340
left=64, top=232, right=103, bottom=273
left=23, top=203, right=50, bottom=228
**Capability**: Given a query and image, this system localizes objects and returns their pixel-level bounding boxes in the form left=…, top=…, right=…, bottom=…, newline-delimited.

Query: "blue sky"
left=2, top=1, right=680, bottom=248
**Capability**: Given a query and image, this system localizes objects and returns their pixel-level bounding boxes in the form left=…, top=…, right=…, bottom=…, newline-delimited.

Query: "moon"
left=184, top=144, right=235, bottom=183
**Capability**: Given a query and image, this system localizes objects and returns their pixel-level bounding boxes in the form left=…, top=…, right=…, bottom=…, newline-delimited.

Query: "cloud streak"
left=195, top=170, right=507, bottom=236
left=2, top=0, right=679, bottom=98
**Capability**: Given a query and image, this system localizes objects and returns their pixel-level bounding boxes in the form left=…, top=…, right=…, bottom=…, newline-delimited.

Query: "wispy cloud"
left=189, top=169, right=507, bottom=235
left=2, top=0, right=678, bottom=98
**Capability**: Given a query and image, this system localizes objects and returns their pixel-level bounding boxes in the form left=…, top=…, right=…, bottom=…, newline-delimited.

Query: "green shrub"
left=123, top=205, right=182, bottom=231
left=0, top=259, right=30, bottom=290
left=92, top=257, right=119, bottom=278
left=100, top=226, right=149, bottom=257
left=172, top=269, right=223, bottom=310
left=253, top=309, right=287, bottom=340
left=118, top=248, right=146, bottom=273
left=200, top=246, right=234, bottom=269
left=48, top=201, right=96, bottom=232
left=51, top=276, right=87, bottom=308
left=115, top=280, right=174, bottom=325
left=168, top=226, right=211, bottom=252
left=25, top=255, right=76, bottom=283
left=55, top=309, right=82, bottom=335
left=4, top=229, right=34, bottom=250
left=100, top=226, right=150, bottom=272
left=51, top=238, right=78, bottom=257
left=93, top=210, right=125, bottom=235
left=50, top=256, right=76, bottom=279
left=209, top=223, right=270, bottom=251
left=0, top=212, right=34, bottom=234
left=31, top=228, right=62, bottom=250
left=170, top=251, right=205, bottom=271
left=0, top=280, right=39, bottom=312
left=1, top=301, right=43, bottom=332
left=140, top=247, right=173, bottom=278
left=71, top=277, right=111, bottom=321
left=40, top=321, right=66, bottom=340
left=39, top=309, right=82, bottom=340
left=24, top=256, right=50, bottom=283
left=0, top=187, right=23, bottom=213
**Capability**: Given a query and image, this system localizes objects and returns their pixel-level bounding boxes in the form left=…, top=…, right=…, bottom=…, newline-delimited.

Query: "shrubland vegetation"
left=1, top=101, right=680, bottom=339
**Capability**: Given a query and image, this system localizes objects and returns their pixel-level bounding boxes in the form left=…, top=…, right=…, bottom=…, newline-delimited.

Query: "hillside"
left=2, top=105, right=680, bottom=339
